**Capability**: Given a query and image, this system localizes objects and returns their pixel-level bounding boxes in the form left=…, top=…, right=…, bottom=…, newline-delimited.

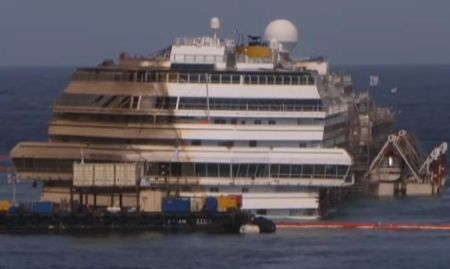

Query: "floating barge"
left=0, top=206, right=276, bottom=234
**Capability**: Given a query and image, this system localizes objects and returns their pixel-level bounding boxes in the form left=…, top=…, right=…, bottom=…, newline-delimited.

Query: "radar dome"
left=210, top=17, right=220, bottom=31
left=264, top=19, right=299, bottom=53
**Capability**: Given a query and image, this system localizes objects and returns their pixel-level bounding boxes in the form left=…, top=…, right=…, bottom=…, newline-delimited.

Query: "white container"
left=73, top=163, right=94, bottom=186
left=140, top=190, right=164, bottom=212
left=115, top=163, right=138, bottom=186
left=94, top=164, right=115, bottom=186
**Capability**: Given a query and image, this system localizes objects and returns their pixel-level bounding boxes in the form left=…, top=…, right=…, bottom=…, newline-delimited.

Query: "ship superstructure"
left=11, top=18, right=360, bottom=219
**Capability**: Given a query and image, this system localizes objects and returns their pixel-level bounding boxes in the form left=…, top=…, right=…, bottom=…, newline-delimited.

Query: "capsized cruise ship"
left=10, top=18, right=395, bottom=219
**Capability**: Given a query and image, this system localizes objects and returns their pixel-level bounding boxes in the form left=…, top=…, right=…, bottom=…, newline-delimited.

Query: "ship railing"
left=53, top=102, right=324, bottom=113
left=72, top=70, right=315, bottom=86
left=173, top=37, right=224, bottom=47
left=236, top=56, right=273, bottom=64
left=177, top=103, right=323, bottom=112
left=326, top=104, right=349, bottom=115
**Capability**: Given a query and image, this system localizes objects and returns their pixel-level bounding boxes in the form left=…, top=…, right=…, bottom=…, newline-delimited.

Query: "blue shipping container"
left=8, top=206, right=20, bottom=215
left=205, top=196, right=218, bottom=212
left=162, top=198, right=191, bottom=213
left=31, top=201, right=54, bottom=215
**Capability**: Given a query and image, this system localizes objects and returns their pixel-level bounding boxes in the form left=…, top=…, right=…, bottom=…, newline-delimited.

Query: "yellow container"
left=218, top=196, right=238, bottom=212
left=237, top=46, right=273, bottom=58
left=0, top=200, right=11, bottom=212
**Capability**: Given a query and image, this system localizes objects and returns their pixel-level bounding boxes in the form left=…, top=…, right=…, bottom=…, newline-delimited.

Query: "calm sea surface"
left=0, top=65, right=450, bottom=269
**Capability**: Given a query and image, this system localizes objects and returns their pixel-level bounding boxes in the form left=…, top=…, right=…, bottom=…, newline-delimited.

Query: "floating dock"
left=0, top=210, right=276, bottom=234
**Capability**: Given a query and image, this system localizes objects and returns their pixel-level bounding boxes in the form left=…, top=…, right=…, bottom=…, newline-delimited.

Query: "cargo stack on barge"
left=8, top=17, right=447, bottom=222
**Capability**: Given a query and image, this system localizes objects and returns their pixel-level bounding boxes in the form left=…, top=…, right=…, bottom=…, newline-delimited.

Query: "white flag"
left=370, top=75, right=379, bottom=87
left=390, top=87, right=398, bottom=94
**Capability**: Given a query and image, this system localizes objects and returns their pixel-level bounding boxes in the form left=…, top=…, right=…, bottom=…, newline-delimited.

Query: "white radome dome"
left=264, top=19, right=299, bottom=53
left=210, top=17, right=220, bottom=31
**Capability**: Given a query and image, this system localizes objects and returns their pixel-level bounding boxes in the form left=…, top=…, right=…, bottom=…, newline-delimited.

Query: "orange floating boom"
left=277, top=222, right=450, bottom=231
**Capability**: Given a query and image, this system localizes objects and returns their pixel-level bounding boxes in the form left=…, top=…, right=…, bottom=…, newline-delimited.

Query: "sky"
left=1, top=0, right=450, bottom=66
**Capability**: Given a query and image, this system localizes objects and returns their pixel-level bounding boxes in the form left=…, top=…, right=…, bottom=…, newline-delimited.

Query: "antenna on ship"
left=80, top=148, right=85, bottom=164
left=210, top=17, right=220, bottom=43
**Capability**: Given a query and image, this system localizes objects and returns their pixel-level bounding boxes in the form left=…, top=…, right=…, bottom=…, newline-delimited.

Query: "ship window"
left=249, top=141, right=257, bottom=147
left=210, top=187, right=219, bottom=192
left=146, top=163, right=159, bottom=175
left=270, top=164, right=280, bottom=177
left=254, top=120, right=262, bottom=125
left=256, top=209, right=267, bottom=215
left=214, top=119, right=226, bottom=124
left=255, top=164, right=269, bottom=178
left=189, top=73, right=200, bottom=83
left=232, top=164, right=238, bottom=177
left=242, top=188, right=249, bottom=193
left=171, top=162, right=182, bottom=177
left=210, top=74, right=221, bottom=83
left=179, top=73, right=189, bottom=83
left=207, top=163, right=219, bottom=177
left=238, top=164, right=249, bottom=177
left=231, top=75, right=240, bottom=84
left=182, top=163, right=195, bottom=177
left=191, top=140, right=202, bottom=146
left=219, top=164, right=231, bottom=178
left=218, top=141, right=234, bottom=148
left=325, top=165, right=337, bottom=178
left=221, top=74, right=231, bottom=84
left=232, top=164, right=247, bottom=178
left=275, top=75, right=283, bottom=84
left=147, top=72, right=156, bottom=82
left=285, top=75, right=292, bottom=85
left=248, top=164, right=257, bottom=178
left=291, top=165, right=302, bottom=178
left=303, top=165, right=313, bottom=177
left=168, top=73, right=178, bottom=82
left=314, top=165, right=325, bottom=178
left=279, top=164, right=290, bottom=178
left=300, top=76, right=308, bottom=84
left=338, top=166, right=348, bottom=177
left=131, top=96, right=140, bottom=109
left=268, top=120, right=276, bottom=125
left=244, top=75, right=251, bottom=84
left=159, top=163, right=170, bottom=176
left=195, top=163, right=207, bottom=176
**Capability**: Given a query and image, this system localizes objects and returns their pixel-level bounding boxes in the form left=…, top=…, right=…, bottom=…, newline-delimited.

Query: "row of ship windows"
left=50, top=136, right=322, bottom=148
left=14, top=159, right=349, bottom=180
left=72, top=70, right=315, bottom=85
left=55, top=113, right=325, bottom=126
left=56, top=94, right=323, bottom=112
left=148, top=162, right=350, bottom=180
